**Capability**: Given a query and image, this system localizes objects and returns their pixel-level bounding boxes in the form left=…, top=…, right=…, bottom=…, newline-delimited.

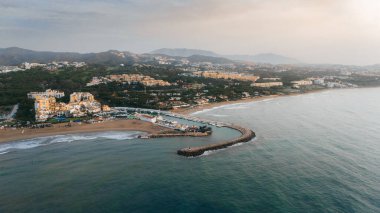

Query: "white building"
left=28, top=89, right=65, bottom=99
left=135, top=113, right=157, bottom=123
left=251, top=82, right=283, bottom=88
left=291, top=80, right=313, bottom=87
left=312, top=79, right=325, bottom=85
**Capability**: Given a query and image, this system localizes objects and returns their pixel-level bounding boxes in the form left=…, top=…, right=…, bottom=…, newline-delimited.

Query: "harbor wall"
left=177, top=125, right=255, bottom=157
left=149, top=132, right=210, bottom=138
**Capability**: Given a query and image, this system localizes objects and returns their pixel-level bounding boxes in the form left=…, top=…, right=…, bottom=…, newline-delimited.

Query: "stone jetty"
left=177, top=125, right=256, bottom=157
left=148, top=132, right=210, bottom=138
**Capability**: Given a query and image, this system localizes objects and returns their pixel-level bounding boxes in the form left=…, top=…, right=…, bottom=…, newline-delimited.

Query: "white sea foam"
left=231, top=142, right=245, bottom=147
left=192, top=103, right=250, bottom=115
left=258, top=98, right=274, bottom=103
left=0, top=131, right=142, bottom=154
left=0, top=151, right=9, bottom=155
left=192, top=99, right=277, bottom=114
left=225, top=106, right=249, bottom=110
left=191, top=105, right=226, bottom=115
left=200, top=139, right=256, bottom=157
left=210, top=114, right=230, bottom=117
left=201, top=149, right=221, bottom=156
left=201, top=145, right=238, bottom=156
left=0, top=138, right=47, bottom=153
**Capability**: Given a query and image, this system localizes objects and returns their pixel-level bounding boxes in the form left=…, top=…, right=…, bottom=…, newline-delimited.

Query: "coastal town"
left=3, top=1, right=380, bottom=212
left=0, top=51, right=377, bottom=141
left=0, top=57, right=368, bottom=156
left=0, top=56, right=374, bottom=129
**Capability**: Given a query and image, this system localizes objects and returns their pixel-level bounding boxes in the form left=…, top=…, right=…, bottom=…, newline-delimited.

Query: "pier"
left=110, top=107, right=256, bottom=156
left=177, top=125, right=255, bottom=157
left=148, top=132, right=210, bottom=138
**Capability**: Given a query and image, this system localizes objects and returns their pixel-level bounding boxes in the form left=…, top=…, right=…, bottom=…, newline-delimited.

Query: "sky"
left=1, top=0, right=380, bottom=65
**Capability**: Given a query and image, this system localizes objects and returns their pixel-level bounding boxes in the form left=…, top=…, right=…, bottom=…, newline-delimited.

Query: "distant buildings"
left=29, top=90, right=106, bottom=122
left=312, top=78, right=325, bottom=85
left=0, top=61, right=86, bottom=74
left=21, top=61, right=86, bottom=71
left=242, top=92, right=250, bottom=98
left=21, top=62, right=46, bottom=70
left=86, top=77, right=110, bottom=86
left=193, top=71, right=260, bottom=82
left=194, top=98, right=209, bottom=105
left=154, top=56, right=176, bottom=65
left=87, top=74, right=171, bottom=87
left=182, top=83, right=206, bottom=90
left=0, top=66, right=23, bottom=74
left=291, top=80, right=313, bottom=88
left=251, top=82, right=283, bottom=88
left=27, top=89, right=65, bottom=99
left=262, top=78, right=281, bottom=81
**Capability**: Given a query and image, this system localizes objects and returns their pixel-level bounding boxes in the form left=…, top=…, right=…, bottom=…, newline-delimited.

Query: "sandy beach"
left=0, top=119, right=170, bottom=144
left=0, top=89, right=329, bottom=144
left=171, top=95, right=279, bottom=115
left=171, top=89, right=329, bottom=115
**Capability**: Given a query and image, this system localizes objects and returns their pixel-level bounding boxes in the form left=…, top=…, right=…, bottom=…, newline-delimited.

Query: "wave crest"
left=0, top=131, right=143, bottom=154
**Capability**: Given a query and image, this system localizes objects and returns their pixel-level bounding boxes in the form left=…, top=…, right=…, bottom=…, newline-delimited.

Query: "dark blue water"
left=1, top=88, right=380, bottom=212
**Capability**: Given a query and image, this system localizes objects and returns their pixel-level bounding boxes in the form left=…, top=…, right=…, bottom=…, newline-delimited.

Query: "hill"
left=185, top=55, right=235, bottom=64
left=0, top=47, right=139, bottom=66
left=0, top=47, right=238, bottom=66
left=150, top=48, right=219, bottom=57
left=150, top=48, right=300, bottom=64
left=226, top=53, right=299, bottom=64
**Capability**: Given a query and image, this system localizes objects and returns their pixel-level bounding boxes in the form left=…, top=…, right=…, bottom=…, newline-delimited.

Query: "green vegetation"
left=1, top=64, right=378, bottom=122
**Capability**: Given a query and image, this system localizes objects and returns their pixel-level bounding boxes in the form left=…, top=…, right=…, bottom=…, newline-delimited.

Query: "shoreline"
left=0, top=88, right=342, bottom=146
left=171, top=95, right=279, bottom=115
left=171, top=88, right=329, bottom=115
left=0, top=119, right=170, bottom=144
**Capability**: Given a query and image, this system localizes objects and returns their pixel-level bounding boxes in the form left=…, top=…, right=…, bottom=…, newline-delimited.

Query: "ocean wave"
left=0, top=151, right=9, bottom=155
left=191, top=105, right=226, bottom=115
left=257, top=98, right=274, bottom=103
left=231, top=142, right=245, bottom=147
left=0, top=131, right=142, bottom=154
left=225, top=106, right=249, bottom=110
left=201, top=150, right=220, bottom=156
left=191, top=102, right=253, bottom=115
left=210, top=114, right=230, bottom=117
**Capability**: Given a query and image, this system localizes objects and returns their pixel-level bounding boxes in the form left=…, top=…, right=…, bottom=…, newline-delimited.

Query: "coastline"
left=171, top=89, right=328, bottom=115
left=171, top=95, right=279, bottom=115
left=0, top=88, right=331, bottom=145
left=0, top=119, right=170, bottom=144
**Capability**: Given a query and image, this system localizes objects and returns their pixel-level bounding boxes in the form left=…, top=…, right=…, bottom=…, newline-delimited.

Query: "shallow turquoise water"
left=1, top=88, right=380, bottom=212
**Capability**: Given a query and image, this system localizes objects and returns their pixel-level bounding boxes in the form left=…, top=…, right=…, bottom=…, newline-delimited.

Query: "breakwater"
left=148, top=132, right=210, bottom=138
left=177, top=125, right=255, bottom=157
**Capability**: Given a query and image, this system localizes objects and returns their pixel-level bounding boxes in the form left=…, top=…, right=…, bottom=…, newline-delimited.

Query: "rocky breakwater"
left=148, top=132, right=210, bottom=138
left=177, top=125, right=256, bottom=157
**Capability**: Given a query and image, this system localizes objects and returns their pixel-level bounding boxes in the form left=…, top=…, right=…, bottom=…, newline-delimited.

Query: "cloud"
left=0, top=0, right=380, bottom=65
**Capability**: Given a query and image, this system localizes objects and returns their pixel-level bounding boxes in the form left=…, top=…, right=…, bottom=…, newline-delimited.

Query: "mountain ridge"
left=0, top=47, right=236, bottom=66
left=0, top=47, right=299, bottom=66
left=150, top=48, right=300, bottom=64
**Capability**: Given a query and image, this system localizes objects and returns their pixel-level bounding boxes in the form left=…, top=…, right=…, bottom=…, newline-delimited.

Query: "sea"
left=0, top=88, right=380, bottom=212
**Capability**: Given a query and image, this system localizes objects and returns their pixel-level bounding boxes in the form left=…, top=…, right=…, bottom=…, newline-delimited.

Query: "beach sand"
left=171, top=95, right=280, bottom=115
left=0, top=119, right=170, bottom=144
left=171, top=89, right=328, bottom=115
left=0, top=89, right=328, bottom=144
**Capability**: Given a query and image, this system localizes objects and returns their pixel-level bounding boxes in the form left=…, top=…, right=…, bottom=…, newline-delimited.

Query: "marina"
left=111, top=107, right=255, bottom=156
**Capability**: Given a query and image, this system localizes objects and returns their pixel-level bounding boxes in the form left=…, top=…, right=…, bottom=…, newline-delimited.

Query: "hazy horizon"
left=1, top=0, right=380, bottom=65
